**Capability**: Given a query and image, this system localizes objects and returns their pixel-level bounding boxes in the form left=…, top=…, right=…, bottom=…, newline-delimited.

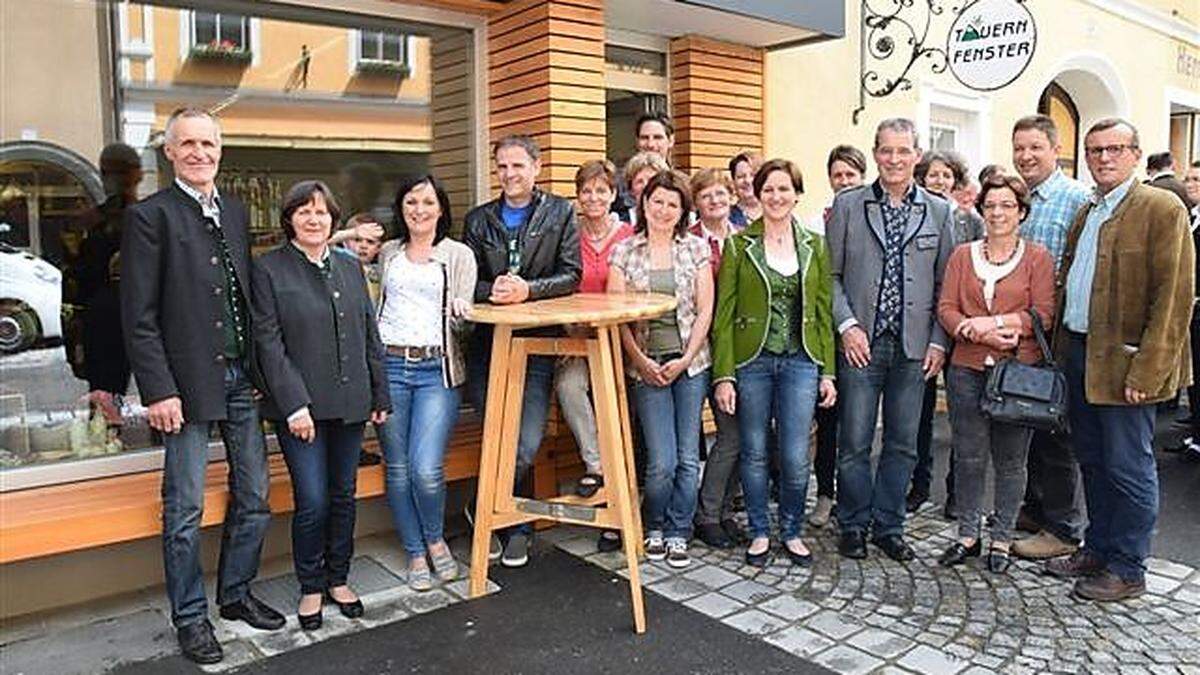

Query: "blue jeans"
left=380, top=356, right=461, bottom=557
left=632, top=369, right=709, bottom=540
left=278, top=421, right=364, bottom=595
left=160, top=362, right=270, bottom=627
left=467, top=347, right=555, bottom=536
left=736, top=352, right=819, bottom=541
left=836, top=333, right=927, bottom=538
left=1066, top=334, right=1158, bottom=582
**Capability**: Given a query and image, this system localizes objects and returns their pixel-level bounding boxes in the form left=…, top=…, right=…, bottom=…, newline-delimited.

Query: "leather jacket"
left=462, top=188, right=581, bottom=303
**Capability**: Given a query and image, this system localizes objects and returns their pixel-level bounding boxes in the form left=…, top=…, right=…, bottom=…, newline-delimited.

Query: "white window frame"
left=178, top=10, right=261, bottom=66
left=929, top=123, right=960, bottom=153
left=347, top=28, right=414, bottom=74
left=918, top=83, right=992, bottom=178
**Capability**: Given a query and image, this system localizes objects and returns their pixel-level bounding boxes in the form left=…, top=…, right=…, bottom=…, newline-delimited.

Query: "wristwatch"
left=994, top=315, right=1005, bottom=329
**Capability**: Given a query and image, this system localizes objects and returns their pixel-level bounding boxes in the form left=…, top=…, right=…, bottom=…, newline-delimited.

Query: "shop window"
left=2, top=0, right=478, bottom=488
left=1039, top=82, right=1080, bottom=178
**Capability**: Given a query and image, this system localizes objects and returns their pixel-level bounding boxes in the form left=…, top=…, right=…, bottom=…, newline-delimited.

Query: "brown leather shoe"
left=1012, top=530, right=1078, bottom=560
left=1015, top=509, right=1041, bottom=534
left=1073, top=571, right=1146, bottom=602
left=1043, top=549, right=1105, bottom=578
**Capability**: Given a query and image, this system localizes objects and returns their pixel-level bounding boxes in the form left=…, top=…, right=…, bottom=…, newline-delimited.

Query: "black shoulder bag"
left=979, top=309, right=1069, bottom=435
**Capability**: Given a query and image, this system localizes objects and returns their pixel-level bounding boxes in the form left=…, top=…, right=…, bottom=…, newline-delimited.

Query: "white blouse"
left=378, top=252, right=444, bottom=348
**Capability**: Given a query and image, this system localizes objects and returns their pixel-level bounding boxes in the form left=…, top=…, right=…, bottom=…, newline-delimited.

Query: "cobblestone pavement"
left=548, top=501, right=1200, bottom=675
left=0, top=533, right=499, bottom=675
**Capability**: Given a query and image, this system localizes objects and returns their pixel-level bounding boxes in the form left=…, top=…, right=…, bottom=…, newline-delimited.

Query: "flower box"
left=355, top=60, right=410, bottom=77
left=188, top=40, right=252, bottom=65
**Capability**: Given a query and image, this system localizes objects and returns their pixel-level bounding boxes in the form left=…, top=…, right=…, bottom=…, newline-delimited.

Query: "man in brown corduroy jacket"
left=1046, top=118, right=1195, bottom=602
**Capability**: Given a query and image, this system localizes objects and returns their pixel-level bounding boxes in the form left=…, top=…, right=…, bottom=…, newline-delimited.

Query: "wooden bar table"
left=466, top=292, right=677, bottom=634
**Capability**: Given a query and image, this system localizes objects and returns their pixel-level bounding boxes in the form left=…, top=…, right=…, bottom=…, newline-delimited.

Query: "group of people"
left=120, top=107, right=1195, bottom=666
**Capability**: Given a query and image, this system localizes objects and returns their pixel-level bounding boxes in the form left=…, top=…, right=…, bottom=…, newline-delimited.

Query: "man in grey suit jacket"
left=826, top=118, right=956, bottom=561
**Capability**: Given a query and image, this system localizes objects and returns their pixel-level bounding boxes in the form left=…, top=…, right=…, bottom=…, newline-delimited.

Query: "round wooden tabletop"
left=467, top=292, right=677, bottom=328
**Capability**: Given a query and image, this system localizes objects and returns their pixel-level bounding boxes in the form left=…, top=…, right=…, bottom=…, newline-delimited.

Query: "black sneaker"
left=665, top=539, right=690, bottom=569
left=644, top=535, right=667, bottom=561
left=501, top=533, right=529, bottom=568
left=597, top=530, right=622, bottom=553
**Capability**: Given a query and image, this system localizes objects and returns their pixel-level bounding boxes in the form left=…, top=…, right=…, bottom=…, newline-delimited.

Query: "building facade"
left=0, top=0, right=1196, bottom=617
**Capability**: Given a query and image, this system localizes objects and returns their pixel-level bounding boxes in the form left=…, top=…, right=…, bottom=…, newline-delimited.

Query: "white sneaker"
left=808, top=496, right=835, bottom=528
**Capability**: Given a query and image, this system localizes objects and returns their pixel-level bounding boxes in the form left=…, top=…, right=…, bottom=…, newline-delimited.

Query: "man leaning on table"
left=462, top=134, right=581, bottom=569
left=1045, top=118, right=1194, bottom=602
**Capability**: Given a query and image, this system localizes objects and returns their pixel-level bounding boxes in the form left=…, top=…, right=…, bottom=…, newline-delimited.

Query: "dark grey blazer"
left=251, top=245, right=389, bottom=423
left=826, top=181, right=956, bottom=360
left=121, top=183, right=257, bottom=422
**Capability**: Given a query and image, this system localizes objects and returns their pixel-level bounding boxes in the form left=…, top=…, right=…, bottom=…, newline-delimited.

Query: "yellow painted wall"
left=765, top=0, right=1200, bottom=214
left=131, top=4, right=432, bottom=142
left=0, top=0, right=107, bottom=160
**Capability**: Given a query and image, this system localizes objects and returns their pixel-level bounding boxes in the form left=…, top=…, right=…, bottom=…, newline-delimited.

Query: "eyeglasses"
left=981, top=202, right=1020, bottom=212
left=1083, top=144, right=1137, bottom=159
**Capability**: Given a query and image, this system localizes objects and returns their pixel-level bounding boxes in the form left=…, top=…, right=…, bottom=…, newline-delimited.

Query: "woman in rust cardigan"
left=935, top=174, right=1056, bottom=573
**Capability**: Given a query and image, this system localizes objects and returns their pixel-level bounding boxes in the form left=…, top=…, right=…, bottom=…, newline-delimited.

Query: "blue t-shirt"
left=501, top=200, right=533, bottom=233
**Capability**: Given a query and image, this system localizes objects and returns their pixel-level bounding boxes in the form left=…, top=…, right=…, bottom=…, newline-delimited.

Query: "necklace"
left=982, top=238, right=1018, bottom=265
left=582, top=219, right=612, bottom=244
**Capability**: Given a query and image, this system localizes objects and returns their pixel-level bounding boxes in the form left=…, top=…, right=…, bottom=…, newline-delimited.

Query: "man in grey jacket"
left=826, top=118, right=956, bottom=561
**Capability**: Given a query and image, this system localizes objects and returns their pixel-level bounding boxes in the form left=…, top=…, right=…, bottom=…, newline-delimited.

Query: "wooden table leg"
left=590, top=327, right=646, bottom=634
left=607, top=325, right=644, bottom=556
left=493, top=339, right=530, bottom=515
left=469, top=325, right=513, bottom=598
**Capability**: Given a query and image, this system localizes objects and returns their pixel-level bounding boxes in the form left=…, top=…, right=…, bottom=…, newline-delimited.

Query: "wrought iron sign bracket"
left=852, top=0, right=1032, bottom=124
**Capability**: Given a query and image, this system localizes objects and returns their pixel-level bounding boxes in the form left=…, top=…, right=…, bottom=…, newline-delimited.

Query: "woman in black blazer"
left=251, top=180, right=390, bottom=630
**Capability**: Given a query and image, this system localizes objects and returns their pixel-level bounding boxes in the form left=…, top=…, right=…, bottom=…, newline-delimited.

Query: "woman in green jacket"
left=712, top=159, right=837, bottom=567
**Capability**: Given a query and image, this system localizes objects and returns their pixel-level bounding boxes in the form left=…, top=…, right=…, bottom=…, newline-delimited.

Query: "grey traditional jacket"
left=826, top=180, right=957, bottom=359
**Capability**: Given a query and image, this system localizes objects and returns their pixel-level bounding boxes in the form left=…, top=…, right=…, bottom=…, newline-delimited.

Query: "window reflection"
left=0, top=0, right=475, bottom=481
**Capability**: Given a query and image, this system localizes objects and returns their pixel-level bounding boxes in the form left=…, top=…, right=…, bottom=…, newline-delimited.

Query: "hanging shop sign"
left=947, top=0, right=1037, bottom=91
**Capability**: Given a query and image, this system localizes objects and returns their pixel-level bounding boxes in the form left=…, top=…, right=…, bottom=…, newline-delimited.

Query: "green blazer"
left=712, top=217, right=836, bottom=382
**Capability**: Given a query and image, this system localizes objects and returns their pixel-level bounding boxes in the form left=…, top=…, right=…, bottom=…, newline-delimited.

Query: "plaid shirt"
left=609, top=232, right=712, bottom=380
left=1021, top=169, right=1090, bottom=269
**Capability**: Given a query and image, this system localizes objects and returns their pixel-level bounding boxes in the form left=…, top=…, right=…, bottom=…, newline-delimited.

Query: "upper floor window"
left=358, top=30, right=407, bottom=65
left=192, top=11, right=249, bottom=52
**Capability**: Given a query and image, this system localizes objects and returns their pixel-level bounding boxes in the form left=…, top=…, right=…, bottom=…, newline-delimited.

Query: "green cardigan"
left=712, top=217, right=836, bottom=382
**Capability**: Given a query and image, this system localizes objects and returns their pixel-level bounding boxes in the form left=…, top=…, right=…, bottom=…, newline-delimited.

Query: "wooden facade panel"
left=673, top=89, right=761, bottom=111
left=671, top=49, right=763, bottom=75
left=675, top=102, right=761, bottom=123
left=489, top=51, right=604, bottom=84
left=672, top=75, right=762, bottom=99
left=486, top=0, right=604, bottom=197
left=672, top=63, right=763, bottom=87
left=672, top=34, right=762, bottom=62
left=671, top=34, right=764, bottom=173
left=676, top=128, right=763, bottom=147
left=677, top=117, right=763, bottom=135
left=491, top=83, right=604, bottom=114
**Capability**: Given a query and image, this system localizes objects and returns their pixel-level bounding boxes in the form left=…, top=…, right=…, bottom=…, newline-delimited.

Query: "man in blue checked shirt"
left=1008, top=114, right=1092, bottom=564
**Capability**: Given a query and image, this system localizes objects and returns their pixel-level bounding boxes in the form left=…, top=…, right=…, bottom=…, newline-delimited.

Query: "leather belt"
left=386, top=345, right=443, bottom=361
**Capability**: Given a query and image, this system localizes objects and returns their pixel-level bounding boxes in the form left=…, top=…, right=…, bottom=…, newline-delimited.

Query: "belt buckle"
left=404, top=347, right=422, bottom=362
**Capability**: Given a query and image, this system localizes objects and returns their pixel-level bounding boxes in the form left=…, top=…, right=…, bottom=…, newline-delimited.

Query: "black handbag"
left=979, top=309, right=1069, bottom=435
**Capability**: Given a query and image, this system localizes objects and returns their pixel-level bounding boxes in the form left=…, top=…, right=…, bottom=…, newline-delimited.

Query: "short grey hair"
left=164, top=107, right=222, bottom=145
left=1085, top=117, right=1140, bottom=149
left=874, top=118, right=919, bottom=150
left=493, top=134, right=541, bottom=162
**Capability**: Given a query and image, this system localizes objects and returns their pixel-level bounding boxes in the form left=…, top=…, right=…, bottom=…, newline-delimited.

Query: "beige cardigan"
left=376, top=238, right=477, bottom=388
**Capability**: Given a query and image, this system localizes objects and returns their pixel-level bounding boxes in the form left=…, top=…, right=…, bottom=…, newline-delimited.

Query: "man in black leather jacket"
left=463, top=134, right=581, bottom=567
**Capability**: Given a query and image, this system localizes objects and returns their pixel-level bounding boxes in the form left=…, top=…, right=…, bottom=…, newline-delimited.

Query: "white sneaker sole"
left=500, top=554, right=528, bottom=568
left=666, top=556, right=690, bottom=569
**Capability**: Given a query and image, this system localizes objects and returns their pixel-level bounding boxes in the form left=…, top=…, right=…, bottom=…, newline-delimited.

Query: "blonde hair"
left=623, top=152, right=671, bottom=190
left=689, top=167, right=734, bottom=203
